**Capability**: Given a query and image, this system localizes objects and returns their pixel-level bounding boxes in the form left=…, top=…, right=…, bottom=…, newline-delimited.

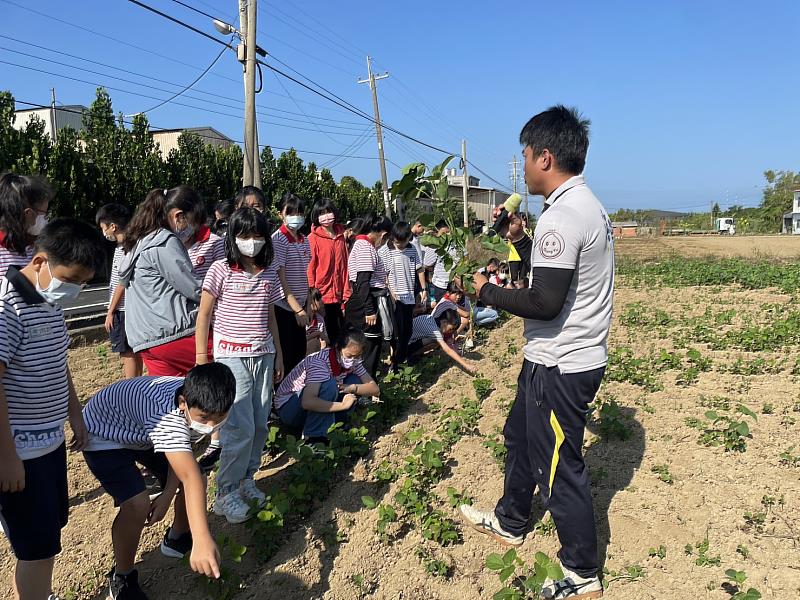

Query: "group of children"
left=0, top=172, right=503, bottom=600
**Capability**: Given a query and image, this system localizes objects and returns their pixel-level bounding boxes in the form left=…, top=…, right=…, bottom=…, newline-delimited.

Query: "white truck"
left=715, top=217, right=736, bottom=235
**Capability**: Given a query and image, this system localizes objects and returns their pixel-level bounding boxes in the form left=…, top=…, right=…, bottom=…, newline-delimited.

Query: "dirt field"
left=615, top=234, right=800, bottom=261
left=2, top=237, right=799, bottom=599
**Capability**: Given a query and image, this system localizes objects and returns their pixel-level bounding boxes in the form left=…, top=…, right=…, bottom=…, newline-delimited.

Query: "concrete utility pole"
left=509, top=156, right=519, bottom=194
left=240, top=0, right=260, bottom=188
left=358, top=56, right=391, bottom=217
left=461, top=139, right=469, bottom=228
left=50, top=88, right=57, bottom=144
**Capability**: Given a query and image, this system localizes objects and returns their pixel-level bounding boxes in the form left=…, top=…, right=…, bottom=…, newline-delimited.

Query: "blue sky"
left=1, top=0, right=798, bottom=213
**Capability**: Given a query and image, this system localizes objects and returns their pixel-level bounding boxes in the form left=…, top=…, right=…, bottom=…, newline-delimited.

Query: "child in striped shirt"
left=408, top=309, right=476, bottom=375
left=272, top=192, right=312, bottom=375
left=275, top=326, right=380, bottom=443
left=378, top=221, right=427, bottom=371
left=0, top=219, right=104, bottom=600
left=82, top=364, right=236, bottom=599
left=306, top=287, right=329, bottom=355
left=0, top=172, right=50, bottom=278
left=195, top=207, right=284, bottom=525
left=164, top=189, right=225, bottom=282
left=97, top=203, right=143, bottom=379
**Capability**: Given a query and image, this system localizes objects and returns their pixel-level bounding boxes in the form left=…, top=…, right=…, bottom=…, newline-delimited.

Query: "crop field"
left=2, top=235, right=800, bottom=599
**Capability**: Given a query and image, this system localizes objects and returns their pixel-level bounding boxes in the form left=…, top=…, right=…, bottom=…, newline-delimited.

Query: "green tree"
left=761, top=170, right=800, bottom=231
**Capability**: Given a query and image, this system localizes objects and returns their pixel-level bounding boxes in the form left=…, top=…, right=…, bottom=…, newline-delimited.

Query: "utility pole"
left=50, top=88, right=58, bottom=144
left=240, top=0, right=260, bottom=188
left=509, top=156, right=519, bottom=194
left=461, top=139, right=469, bottom=228
left=358, top=56, right=391, bottom=217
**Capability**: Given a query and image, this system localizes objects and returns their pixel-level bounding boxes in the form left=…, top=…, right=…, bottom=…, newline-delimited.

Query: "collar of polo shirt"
left=545, top=175, right=586, bottom=207
left=6, top=265, right=46, bottom=305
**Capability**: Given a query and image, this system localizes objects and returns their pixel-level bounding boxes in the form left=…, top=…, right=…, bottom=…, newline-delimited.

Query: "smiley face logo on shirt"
left=539, top=231, right=565, bottom=259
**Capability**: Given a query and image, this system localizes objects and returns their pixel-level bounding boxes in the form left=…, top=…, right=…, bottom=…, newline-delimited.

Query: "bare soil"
left=615, top=235, right=800, bottom=261
left=2, top=241, right=800, bottom=599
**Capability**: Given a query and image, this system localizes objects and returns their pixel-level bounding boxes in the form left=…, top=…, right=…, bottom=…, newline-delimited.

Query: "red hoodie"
left=307, top=224, right=350, bottom=304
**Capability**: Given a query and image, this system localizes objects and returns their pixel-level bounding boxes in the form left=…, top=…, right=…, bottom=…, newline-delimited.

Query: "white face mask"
left=36, top=262, right=84, bottom=305
left=187, top=412, right=226, bottom=435
left=236, top=237, right=266, bottom=257
left=28, top=213, right=48, bottom=236
left=340, top=352, right=360, bottom=370
left=284, top=215, right=305, bottom=230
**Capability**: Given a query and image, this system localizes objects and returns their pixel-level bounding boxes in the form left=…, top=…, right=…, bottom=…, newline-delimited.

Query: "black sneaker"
left=107, top=568, right=148, bottom=600
left=197, top=445, right=221, bottom=474
left=160, top=527, right=193, bottom=559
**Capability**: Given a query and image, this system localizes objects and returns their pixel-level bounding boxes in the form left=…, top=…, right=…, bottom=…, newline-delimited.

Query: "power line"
left=130, top=43, right=229, bottom=114
left=125, top=0, right=233, bottom=49
left=12, top=99, right=388, bottom=162
left=0, top=58, right=369, bottom=137
left=119, top=0, right=457, bottom=156
left=165, top=0, right=218, bottom=22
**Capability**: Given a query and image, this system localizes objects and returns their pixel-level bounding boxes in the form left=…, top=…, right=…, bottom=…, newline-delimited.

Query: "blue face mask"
left=284, top=215, right=305, bottom=230
left=36, top=262, right=84, bottom=305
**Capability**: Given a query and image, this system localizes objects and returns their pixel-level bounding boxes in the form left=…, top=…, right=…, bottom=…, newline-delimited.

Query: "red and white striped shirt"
left=0, top=232, right=33, bottom=278
left=202, top=259, right=282, bottom=357
left=306, top=312, right=326, bottom=339
left=432, top=294, right=471, bottom=318
left=348, top=237, right=387, bottom=289
left=274, top=347, right=367, bottom=409
left=188, top=226, right=225, bottom=281
left=272, top=225, right=311, bottom=308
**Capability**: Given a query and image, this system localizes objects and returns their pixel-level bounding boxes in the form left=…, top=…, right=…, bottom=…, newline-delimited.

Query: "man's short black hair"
left=487, top=257, right=500, bottom=268
left=435, top=219, right=449, bottom=231
left=391, top=220, right=412, bottom=242
left=34, top=218, right=106, bottom=273
left=519, top=105, right=590, bottom=175
left=95, top=203, right=132, bottom=228
left=178, top=362, right=236, bottom=414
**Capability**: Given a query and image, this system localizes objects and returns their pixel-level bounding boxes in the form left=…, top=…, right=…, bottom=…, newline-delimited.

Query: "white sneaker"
left=541, top=565, right=603, bottom=599
left=213, top=490, right=252, bottom=524
left=239, top=478, right=266, bottom=507
left=458, top=504, right=524, bottom=546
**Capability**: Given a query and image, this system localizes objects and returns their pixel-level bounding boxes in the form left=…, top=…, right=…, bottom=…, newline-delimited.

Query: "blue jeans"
left=474, top=306, right=499, bottom=326
left=216, top=354, right=275, bottom=495
left=277, top=374, right=361, bottom=439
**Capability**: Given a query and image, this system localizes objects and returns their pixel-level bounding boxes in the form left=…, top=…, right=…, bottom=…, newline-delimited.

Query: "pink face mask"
left=319, top=213, right=335, bottom=227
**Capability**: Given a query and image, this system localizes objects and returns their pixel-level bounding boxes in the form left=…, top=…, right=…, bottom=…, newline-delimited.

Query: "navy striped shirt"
left=109, top=245, right=125, bottom=311
left=0, top=267, right=71, bottom=460
left=83, top=376, right=201, bottom=453
left=410, top=314, right=443, bottom=343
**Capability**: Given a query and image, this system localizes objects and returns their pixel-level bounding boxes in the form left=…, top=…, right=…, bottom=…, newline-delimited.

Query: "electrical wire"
left=0, top=58, right=369, bottom=137
left=13, top=99, right=389, bottom=162
left=125, top=0, right=233, bottom=49
left=132, top=42, right=229, bottom=114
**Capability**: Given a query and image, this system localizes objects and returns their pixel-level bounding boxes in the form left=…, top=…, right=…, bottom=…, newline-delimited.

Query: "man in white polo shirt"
left=460, top=106, right=613, bottom=599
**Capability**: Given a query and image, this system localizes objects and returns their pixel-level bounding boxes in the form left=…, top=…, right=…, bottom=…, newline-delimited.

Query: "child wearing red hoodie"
left=307, top=198, right=350, bottom=344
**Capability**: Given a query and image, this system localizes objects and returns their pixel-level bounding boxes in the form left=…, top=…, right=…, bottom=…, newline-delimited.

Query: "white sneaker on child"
left=239, top=478, right=266, bottom=507
left=213, top=490, right=252, bottom=524
left=458, top=504, right=524, bottom=546
left=541, top=565, right=603, bottom=599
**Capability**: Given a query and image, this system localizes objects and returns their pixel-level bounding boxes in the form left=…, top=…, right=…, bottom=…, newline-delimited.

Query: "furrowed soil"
left=2, top=236, right=799, bottom=599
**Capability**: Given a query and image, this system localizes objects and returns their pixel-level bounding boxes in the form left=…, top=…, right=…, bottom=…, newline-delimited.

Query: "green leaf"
left=737, top=404, right=757, bottom=420
left=502, top=548, right=517, bottom=564
left=704, top=410, right=719, bottom=421
left=485, top=553, right=506, bottom=571
left=499, top=565, right=516, bottom=582
left=430, top=154, right=456, bottom=179
left=492, top=588, right=519, bottom=600
left=361, top=496, right=377, bottom=509
left=736, top=421, right=750, bottom=436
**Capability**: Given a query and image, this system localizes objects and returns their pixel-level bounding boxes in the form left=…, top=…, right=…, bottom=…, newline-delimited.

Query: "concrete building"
left=412, top=169, right=512, bottom=226
left=151, top=127, right=235, bottom=156
left=611, top=221, right=639, bottom=238
left=12, top=105, right=88, bottom=139
left=782, top=189, right=800, bottom=235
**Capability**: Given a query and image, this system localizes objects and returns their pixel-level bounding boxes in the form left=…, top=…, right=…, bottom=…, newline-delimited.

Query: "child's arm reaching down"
left=165, top=451, right=221, bottom=578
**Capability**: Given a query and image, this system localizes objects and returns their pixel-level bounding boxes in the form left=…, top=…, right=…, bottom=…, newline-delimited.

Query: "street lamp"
left=211, top=18, right=267, bottom=57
